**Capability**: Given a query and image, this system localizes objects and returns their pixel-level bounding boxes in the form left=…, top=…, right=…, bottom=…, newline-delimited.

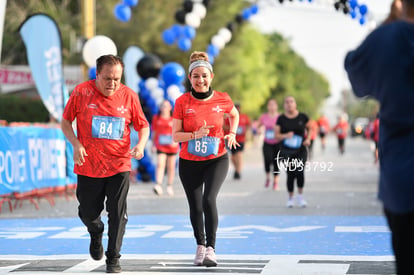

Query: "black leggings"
left=283, top=149, right=307, bottom=193
left=178, top=154, right=229, bottom=249
left=262, top=142, right=280, bottom=174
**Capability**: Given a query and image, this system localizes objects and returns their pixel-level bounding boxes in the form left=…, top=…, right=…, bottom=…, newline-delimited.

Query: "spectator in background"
left=344, top=0, right=414, bottom=273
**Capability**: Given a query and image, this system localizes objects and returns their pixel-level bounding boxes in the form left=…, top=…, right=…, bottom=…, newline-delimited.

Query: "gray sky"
left=250, top=0, right=392, bottom=106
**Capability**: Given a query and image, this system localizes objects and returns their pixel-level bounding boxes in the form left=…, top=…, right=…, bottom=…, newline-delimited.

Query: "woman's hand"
left=194, top=120, right=214, bottom=139
left=224, top=132, right=240, bottom=149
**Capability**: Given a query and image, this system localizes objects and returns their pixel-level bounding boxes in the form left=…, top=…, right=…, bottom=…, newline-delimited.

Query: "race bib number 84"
left=92, top=116, right=125, bottom=140
left=188, top=137, right=220, bottom=157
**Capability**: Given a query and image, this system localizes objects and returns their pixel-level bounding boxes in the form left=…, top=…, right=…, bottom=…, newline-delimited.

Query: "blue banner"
left=18, top=13, right=69, bottom=122
left=0, top=126, right=67, bottom=195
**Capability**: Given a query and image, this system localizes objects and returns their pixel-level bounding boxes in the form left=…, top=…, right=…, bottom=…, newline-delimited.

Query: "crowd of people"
left=61, top=46, right=383, bottom=271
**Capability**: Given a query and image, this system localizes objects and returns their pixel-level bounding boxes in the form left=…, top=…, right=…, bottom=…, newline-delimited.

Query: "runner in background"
left=224, top=103, right=251, bottom=180
left=275, top=96, right=313, bottom=208
left=151, top=100, right=179, bottom=196
left=307, top=118, right=319, bottom=160
left=317, top=114, right=330, bottom=150
left=372, top=113, right=380, bottom=164
left=333, top=114, right=349, bottom=154
left=257, top=99, right=280, bottom=190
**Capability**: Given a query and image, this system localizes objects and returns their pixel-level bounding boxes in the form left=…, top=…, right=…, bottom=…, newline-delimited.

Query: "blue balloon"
left=183, top=25, right=196, bottom=40
left=208, top=54, right=215, bottom=65
left=114, top=3, right=131, bottom=22
left=359, top=4, right=368, bottom=16
left=242, top=8, right=251, bottom=20
left=162, top=28, right=176, bottom=45
left=123, top=0, right=138, bottom=7
left=88, top=67, right=96, bottom=80
left=250, top=4, right=259, bottom=15
left=349, top=0, right=358, bottom=9
left=207, top=44, right=220, bottom=57
left=349, top=10, right=357, bottom=19
left=359, top=16, right=366, bottom=25
left=161, top=62, right=186, bottom=85
left=139, top=87, right=151, bottom=101
left=177, top=37, right=192, bottom=51
left=171, top=24, right=184, bottom=38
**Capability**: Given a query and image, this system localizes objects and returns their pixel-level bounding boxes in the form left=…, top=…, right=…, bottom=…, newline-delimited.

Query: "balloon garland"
left=161, top=0, right=209, bottom=51
left=275, top=0, right=370, bottom=26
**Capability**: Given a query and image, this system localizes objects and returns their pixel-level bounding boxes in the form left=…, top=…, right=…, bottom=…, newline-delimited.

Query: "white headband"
left=188, top=60, right=213, bottom=74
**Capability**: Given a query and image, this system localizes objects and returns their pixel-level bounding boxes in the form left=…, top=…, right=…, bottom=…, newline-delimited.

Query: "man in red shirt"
left=61, top=55, right=149, bottom=273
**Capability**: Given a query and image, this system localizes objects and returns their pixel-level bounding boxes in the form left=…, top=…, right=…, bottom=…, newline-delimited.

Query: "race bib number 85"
left=92, top=116, right=125, bottom=140
left=188, top=137, right=220, bottom=157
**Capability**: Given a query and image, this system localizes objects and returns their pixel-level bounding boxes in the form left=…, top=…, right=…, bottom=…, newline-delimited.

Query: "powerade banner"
left=0, top=126, right=66, bottom=195
left=18, top=13, right=69, bottom=122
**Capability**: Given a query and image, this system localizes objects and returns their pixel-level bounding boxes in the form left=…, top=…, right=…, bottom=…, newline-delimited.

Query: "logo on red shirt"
left=212, top=105, right=223, bottom=113
left=117, top=105, right=128, bottom=114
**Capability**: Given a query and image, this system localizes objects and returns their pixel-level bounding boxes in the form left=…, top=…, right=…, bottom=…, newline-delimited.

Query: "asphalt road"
left=0, top=134, right=393, bottom=275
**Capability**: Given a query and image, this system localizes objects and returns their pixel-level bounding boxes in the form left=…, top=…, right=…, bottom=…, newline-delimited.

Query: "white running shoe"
left=287, top=198, right=294, bottom=208
left=297, top=195, right=307, bottom=208
left=166, top=185, right=174, bottom=196
left=153, top=184, right=163, bottom=195
left=203, top=246, right=217, bottom=267
left=193, top=245, right=205, bottom=266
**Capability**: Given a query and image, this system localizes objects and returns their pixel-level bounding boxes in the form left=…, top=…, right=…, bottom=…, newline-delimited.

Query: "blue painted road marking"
left=0, top=215, right=391, bottom=256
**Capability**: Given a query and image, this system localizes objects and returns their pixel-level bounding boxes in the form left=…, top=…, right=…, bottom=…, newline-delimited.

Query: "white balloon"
left=155, top=96, right=164, bottom=106
left=211, top=34, right=226, bottom=50
left=145, top=77, right=159, bottom=90
left=167, top=84, right=182, bottom=100
left=185, top=12, right=201, bottom=28
left=82, top=35, right=118, bottom=67
left=218, top=27, right=232, bottom=44
left=150, top=87, right=164, bottom=99
left=192, top=3, right=207, bottom=19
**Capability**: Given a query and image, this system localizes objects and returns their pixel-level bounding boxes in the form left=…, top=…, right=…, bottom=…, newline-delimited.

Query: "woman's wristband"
left=230, top=131, right=236, bottom=135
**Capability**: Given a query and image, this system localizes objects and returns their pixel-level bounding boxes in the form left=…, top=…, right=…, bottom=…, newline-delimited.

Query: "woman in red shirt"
left=172, top=51, right=239, bottom=267
left=151, top=100, right=179, bottom=196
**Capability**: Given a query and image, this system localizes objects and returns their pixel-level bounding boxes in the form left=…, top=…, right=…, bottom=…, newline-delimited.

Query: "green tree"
left=2, top=0, right=330, bottom=121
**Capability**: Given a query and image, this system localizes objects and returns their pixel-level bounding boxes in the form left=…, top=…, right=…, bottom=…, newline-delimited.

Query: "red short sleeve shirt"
left=151, top=114, right=179, bottom=154
left=62, top=80, right=149, bottom=178
left=173, top=91, right=234, bottom=161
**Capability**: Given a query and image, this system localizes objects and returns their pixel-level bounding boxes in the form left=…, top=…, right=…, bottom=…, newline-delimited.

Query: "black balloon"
left=226, top=22, right=235, bottom=32
left=175, top=10, right=186, bottom=24
left=136, top=54, right=163, bottom=79
left=202, top=0, right=210, bottom=8
left=235, top=14, right=244, bottom=24
left=183, top=0, right=193, bottom=13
